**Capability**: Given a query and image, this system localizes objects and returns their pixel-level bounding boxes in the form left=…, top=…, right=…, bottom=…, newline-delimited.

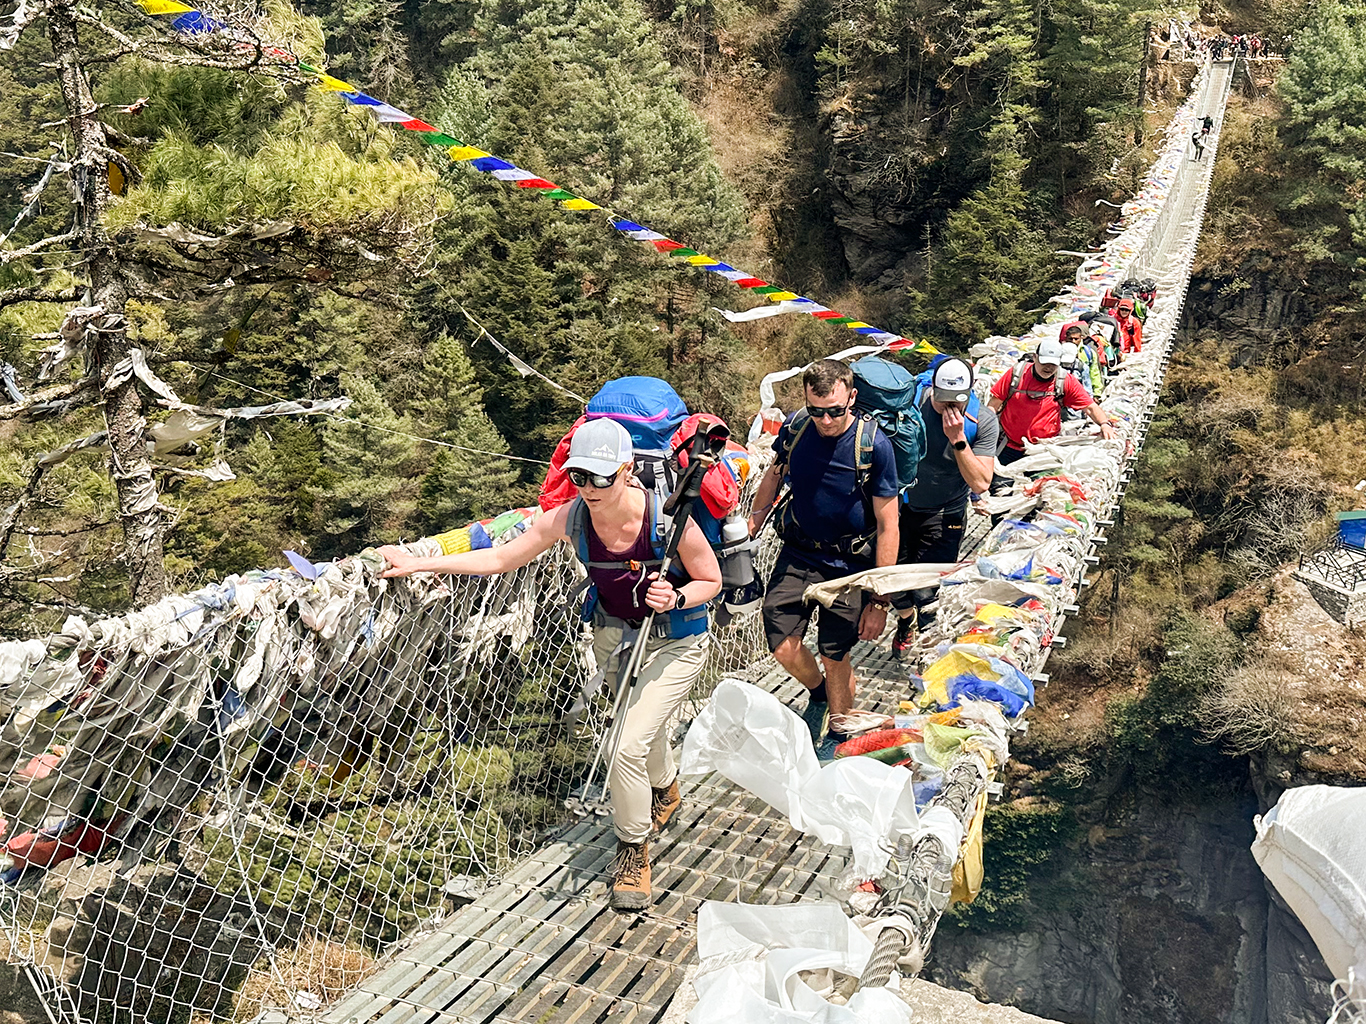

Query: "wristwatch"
left=674, top=590, right=688, bottom=610
left=952, top=440, right=968, bottom=451
left=868, top=596, right=890, bottom=609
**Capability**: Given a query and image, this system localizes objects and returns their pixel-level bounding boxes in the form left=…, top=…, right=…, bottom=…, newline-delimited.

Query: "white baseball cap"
left=931, top=358, right=974, bottom=403
left=1059, top=342, right=1079, bottom=365
left=1035, top=339, right=1064, bottom=366
left=562, top=418, right=633, bottom=476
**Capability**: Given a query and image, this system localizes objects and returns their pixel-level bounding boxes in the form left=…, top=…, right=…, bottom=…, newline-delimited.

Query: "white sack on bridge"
left=688, top=900, right=912, bottom=1024
left=1251, top=785, right=1366, bottom=999
left=680, top=678, right=918, bottom=877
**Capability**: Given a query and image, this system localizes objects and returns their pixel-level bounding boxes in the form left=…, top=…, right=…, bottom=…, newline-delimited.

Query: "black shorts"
left=891, top=507, right=966, bottom=612
left=762, top=551, right=868, bottom=661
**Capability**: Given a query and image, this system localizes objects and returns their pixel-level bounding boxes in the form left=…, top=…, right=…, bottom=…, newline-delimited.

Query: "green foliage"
left=948, top=801, right=1076, bottom=931
left=1102, top=613, right=1249, bottom=791
left=424, top=0, right=749, bottom=458
left=903, top=165, right=1055, bottom=348
left=107, top=94, right=446, bottom=238
left=318, top=373, right=419, bottom=550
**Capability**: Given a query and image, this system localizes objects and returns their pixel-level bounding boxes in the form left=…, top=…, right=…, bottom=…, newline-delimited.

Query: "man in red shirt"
left=1114, top=296, right=1143, bottom=355
left=987, top=338, right=1116, bottom=474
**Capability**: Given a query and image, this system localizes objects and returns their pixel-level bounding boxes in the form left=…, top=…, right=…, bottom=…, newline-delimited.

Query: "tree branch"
left=0, top=229, right=81, bottom=265
left=0, top=378, right=98, bottom=420
left=0, top=286, right=82, bottom=309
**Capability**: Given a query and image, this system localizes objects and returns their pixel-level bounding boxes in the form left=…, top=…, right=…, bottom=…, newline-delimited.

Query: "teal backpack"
left=850, top=356, right=924, bottom=489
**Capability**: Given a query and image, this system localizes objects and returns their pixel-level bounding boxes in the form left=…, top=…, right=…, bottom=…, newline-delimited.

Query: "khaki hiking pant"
left=591, top=625, right=710, bottom=844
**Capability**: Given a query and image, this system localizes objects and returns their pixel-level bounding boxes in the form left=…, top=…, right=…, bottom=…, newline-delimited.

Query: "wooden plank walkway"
left=322, top=639, right=913, bottom=1024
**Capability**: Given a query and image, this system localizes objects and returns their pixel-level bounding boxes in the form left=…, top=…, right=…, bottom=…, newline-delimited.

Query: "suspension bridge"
left=0, top=59, right=1234, bottom=1024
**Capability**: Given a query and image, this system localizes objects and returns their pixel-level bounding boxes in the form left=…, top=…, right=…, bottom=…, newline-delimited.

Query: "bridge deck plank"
left=320, top=630, right=904, bottom=1024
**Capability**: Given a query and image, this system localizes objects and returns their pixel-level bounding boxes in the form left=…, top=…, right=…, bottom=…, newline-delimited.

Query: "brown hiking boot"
left=650, top=778, right=682, bottom=837
left=609, top=840, right=651, bottom=911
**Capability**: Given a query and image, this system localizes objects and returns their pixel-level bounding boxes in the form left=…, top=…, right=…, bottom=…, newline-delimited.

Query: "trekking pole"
left=567, top=418, right=729, bottom=818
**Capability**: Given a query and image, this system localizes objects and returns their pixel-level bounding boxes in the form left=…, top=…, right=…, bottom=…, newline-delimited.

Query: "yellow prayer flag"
left=950, top=790, right=989, bottom=904
left=448, top=145, right=490, bottom=161
left=138, top=0, right=196, bottom=12
left=561, top=197, right=601, bottom=211
left=317, top=74, right=357, bottom=92
left=844, top=321, right=872, bottom=329
left=766, top=291, right=800, bottom=301
left=914, top=339, right=942, bottom=355
left=686, top=255, right=719, bottom=266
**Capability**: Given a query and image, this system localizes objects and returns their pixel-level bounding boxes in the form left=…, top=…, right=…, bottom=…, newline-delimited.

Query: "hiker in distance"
left=890, top=357, right=999, bottom=657
left=987, top=337, right=1117, bottom=484
left=378, top=419, right=721, bottom=912
left=747, top=359, right=899, bottom=757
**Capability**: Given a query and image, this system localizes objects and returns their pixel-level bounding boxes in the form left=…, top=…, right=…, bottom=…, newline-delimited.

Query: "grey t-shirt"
left=901, top=398, right=1000, bottom=513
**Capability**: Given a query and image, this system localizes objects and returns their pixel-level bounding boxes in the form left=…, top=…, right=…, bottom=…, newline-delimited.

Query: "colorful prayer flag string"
left=131, top=0, right=940, bottom=356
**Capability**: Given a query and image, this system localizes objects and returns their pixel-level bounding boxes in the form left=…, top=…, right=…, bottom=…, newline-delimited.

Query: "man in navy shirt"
left=890, top=357, right=999, bottom=656
left=748, top=359, right=900, bottom=752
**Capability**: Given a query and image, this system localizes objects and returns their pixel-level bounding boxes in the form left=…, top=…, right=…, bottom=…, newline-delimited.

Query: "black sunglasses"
left=805, top=402, right=851, bottom=420
left=568, top=466, right=624, bottom=489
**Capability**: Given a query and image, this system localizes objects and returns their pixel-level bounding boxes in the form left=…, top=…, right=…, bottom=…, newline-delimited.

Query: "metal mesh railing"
left=0, top=526, right=789, bottom=1023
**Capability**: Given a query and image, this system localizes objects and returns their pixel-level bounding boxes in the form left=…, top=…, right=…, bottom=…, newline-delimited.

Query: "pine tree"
left=1278, top=0, right=1366, bottom=273
left=319, top=373, right=418, bottom=550
left=411, top=333, right=524, bottom=529
left=427, top=0, right=747, bottom=460
left=0, top=2, right=445, bottom=607
left=903, top=153, right=1054, bottom=348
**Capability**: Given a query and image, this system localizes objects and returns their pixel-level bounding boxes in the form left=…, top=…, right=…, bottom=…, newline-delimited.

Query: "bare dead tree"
left=0, top=0, right=439, bottom=609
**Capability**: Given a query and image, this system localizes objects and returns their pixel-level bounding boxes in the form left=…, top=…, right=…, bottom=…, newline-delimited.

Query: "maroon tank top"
left=584, top=502, right=687, bottom=623
left=585, top=513, right=658, bottom=622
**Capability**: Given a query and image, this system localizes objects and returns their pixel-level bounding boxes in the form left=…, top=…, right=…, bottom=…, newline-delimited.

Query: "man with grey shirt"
left=891, top=357, right=1000, bottom=655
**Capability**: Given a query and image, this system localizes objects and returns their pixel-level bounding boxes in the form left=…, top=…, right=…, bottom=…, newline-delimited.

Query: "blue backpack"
left=585, top=376, right=688, bottom=493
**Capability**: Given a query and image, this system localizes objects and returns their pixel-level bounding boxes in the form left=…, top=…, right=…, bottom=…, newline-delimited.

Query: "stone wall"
left=1291, top=571, right=1366, bottom=628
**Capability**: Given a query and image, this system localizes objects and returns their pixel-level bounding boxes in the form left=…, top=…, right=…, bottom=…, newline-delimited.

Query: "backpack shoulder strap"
left=566, top=497, right=590, bottom=566
left=1004, top=362, right=1027, bottom=404
left=645, top=487, right=669, bottom=559
left=776, top=409, right=812, bottom=472
left=854, top=415, right=879, bottom=518
left=568, top=492, right=666, bottom=571
left=854, top=414, right=878, bottom=474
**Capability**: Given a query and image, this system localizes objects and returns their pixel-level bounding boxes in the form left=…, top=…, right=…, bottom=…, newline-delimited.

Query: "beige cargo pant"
left=591, top=624, right=710, bottom=844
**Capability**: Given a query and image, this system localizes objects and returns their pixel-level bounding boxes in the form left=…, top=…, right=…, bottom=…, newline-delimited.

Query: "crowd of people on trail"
left=375, top=268, right=1155, bottom=908
left=1206, top=32, right=1270, bottom=60
left=1162, top=25, right=1274, bottom=61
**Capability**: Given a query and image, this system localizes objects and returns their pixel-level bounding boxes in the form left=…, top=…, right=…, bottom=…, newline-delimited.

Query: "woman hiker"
left=377, top=418, right=721, bottom=912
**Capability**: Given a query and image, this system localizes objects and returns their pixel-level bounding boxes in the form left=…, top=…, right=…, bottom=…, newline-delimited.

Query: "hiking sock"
left=808, top=679, right=828, bottom=705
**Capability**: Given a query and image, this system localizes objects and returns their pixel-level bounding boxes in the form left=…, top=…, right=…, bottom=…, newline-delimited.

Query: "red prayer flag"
left=515, top=178, right=556, bottom=189
left=812, top=310, right=844, bottom=320
left=653, top=240, right=685, bottom=253
left=400, top=119, right=439, bottom=132
left=734, top=277, right=768, bottom=288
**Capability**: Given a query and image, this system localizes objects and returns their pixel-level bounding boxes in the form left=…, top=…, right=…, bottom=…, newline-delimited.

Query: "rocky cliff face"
left=927, top=569, right=1366, bottom=1024
left=924, top=787, right=1336, bottom=1024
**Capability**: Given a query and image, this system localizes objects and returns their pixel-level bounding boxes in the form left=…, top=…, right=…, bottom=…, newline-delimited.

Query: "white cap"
left=562, top=418, right=633, bottom=476
left=1059, top=342, right=1079, bottom=365
left=931, top=358, right=974, bottom=403
left=1035, top=339, right=1064, bottom=366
